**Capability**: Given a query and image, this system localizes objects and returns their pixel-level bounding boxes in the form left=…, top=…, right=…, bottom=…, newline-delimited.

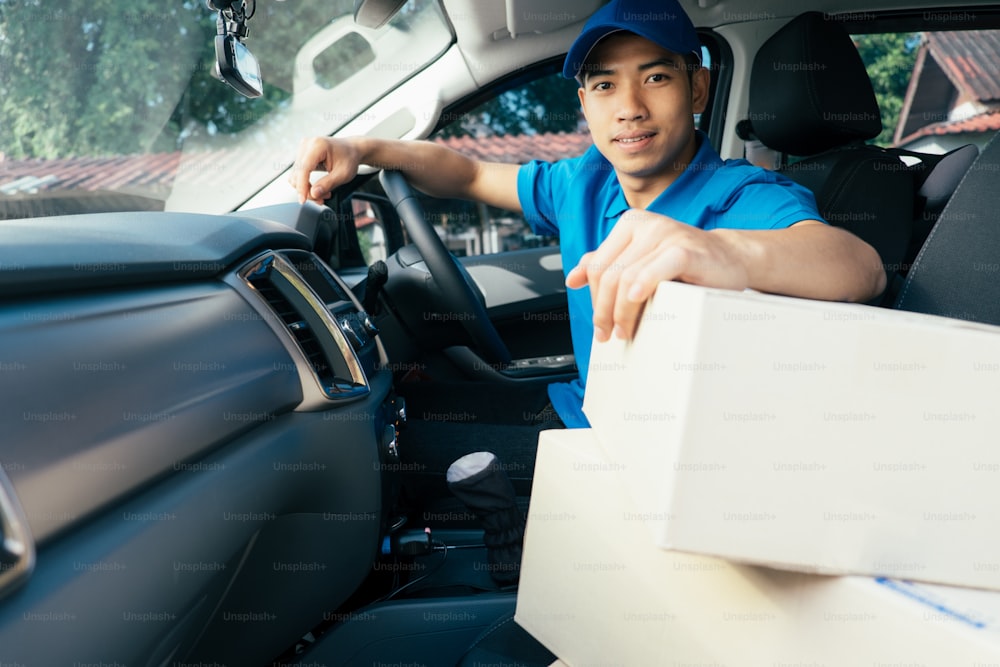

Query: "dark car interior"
left=741, top=11, right=982, bottom=308
left=1, top=1, right=999, bottom=666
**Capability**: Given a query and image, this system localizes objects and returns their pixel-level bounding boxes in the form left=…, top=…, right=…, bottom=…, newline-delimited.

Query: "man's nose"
left=617, top=84, right=649, bottom=121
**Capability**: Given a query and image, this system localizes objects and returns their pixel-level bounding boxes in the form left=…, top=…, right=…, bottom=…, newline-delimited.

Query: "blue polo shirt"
left=517, top=131, right=823, bottom=428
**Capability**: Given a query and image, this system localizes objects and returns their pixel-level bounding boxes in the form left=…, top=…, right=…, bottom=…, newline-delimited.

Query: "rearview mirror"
left=214, top=33, right=263, bottom=98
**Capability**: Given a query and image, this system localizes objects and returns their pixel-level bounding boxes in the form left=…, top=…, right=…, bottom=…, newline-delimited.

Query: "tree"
left=853, top=32, right=921, bottom=146
left=0, top=0, right=346, bottom=159
left=438, top=74, right=583, bottom=138
left=1, top=0, right=207, bottom=158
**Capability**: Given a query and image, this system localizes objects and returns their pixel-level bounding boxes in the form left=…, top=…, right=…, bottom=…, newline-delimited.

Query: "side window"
left=692, top=44, right=711, bottom=129
left=352, top=197, right=388, bottom=265
left=418, top=69, right=582, bottom=257
left=696, top=35, right=732, bottom=148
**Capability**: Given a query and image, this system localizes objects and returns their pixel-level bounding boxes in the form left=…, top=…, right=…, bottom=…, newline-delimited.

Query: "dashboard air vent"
left=241, top=252, right=369, bottom=405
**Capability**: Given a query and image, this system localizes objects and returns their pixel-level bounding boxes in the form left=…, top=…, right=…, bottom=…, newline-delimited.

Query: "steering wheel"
left=379, top=170, right=512, bottom=367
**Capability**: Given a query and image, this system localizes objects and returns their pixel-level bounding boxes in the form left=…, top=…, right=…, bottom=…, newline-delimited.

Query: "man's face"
left=578, top=33, right=709, bottom=200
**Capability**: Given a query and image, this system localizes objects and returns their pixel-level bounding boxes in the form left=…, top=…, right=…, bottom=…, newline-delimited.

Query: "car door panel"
left=463, top=247, right=572, bottom=361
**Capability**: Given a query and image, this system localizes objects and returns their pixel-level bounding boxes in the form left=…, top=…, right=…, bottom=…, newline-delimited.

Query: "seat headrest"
left=747, top=12, right=882, bottom=156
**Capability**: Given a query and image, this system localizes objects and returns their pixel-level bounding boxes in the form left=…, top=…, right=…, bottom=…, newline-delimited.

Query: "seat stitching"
left=896, top=142, right=985, bottom=308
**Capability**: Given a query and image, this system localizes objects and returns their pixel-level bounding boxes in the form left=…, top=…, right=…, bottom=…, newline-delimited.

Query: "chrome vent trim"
left=236, top=251, right=369, bottom=408
left=0, top=467, right=34, bottom=598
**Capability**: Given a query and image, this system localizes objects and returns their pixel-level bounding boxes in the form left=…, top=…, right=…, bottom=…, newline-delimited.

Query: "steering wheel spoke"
left=379, top=170, right=512, bottom=366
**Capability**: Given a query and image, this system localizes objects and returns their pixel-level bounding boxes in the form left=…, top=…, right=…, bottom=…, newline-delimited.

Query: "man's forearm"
left=352, top=137, right=522, bottom=212
left=715, top=222, right=887, bottom=303
left=352, top=138, right=476, bottom=198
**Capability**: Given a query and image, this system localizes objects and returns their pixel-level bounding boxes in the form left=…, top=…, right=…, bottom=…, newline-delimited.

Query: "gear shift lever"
left=446, top=451, right=525, bottom=586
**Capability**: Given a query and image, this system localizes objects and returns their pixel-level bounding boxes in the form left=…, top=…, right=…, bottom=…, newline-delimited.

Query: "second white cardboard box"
left=582, top=281, right=1000, bottom=589
left=516, top=429, right=1000, bottom=666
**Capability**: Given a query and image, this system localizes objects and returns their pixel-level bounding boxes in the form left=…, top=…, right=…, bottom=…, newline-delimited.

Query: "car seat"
left=893, top=130, right=1000, bottom=322
left=742, top=12, right=917, bottom=295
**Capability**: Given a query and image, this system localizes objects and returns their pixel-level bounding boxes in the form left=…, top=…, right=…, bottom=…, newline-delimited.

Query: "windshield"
left=0, top=0, right=451, bottom=218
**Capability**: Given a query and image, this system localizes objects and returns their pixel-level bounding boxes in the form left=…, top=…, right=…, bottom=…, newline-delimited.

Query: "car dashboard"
left=0, top=206, right=401, bottom=664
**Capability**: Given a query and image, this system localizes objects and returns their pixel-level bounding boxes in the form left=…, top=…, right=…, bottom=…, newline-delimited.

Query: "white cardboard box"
left=515, top=429, right=1000, bottom=666
left=582, top=281, right=1000, bottom=589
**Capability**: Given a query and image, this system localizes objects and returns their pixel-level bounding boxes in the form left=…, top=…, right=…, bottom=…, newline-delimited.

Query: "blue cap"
left=563, top=0, right=701, bottom=79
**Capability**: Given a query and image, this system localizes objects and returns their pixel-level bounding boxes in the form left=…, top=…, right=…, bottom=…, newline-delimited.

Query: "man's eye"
left=593, top=81, right=612, bottom=91
left=648, top=73, right=669, bottom=83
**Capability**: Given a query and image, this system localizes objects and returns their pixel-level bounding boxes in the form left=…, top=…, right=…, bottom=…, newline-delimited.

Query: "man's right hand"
left=289, top=136, right=364, bottom=205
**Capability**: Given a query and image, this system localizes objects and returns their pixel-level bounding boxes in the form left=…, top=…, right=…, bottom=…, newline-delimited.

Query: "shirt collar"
left=603, top=131, right=721, bottom=219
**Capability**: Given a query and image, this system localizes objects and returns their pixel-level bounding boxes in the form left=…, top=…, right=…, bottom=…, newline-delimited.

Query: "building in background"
left=894, top=30, right=1000, bottom=152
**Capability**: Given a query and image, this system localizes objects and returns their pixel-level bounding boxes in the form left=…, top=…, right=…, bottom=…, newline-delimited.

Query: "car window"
left=852, top=31, right=922, bottom=147
left=695, top=37, right=729, bottom=147
left=418, top=70, right=580, bottom=258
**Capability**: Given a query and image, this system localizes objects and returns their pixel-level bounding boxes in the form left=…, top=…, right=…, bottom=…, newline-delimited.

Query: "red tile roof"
left=0, top=153, right=181, bottom=196
left=901, top=109, right=1000, bottom=142
left=928, top=31, right=1000, bottom=104
left=434, top=132, right=593, bottom=164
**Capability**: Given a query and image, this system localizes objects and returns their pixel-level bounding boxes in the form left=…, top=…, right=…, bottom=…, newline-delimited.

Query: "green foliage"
left=0, top=0, right=345, bottom=159
left=853, top=32, right=921, bottom=146
left=439, top=74, right=582, bottom=138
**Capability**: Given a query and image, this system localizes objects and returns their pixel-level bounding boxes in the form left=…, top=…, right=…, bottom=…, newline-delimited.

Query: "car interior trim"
left=0, top=466, right=34, bottom=599
left=235, top=250, right=373, bottom=410
left=0, top=212, right=311, bottom=297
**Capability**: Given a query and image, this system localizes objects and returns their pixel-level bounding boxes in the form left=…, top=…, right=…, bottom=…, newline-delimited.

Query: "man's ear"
left=691, top=66, right=710, bottom=115
left=577, top=85, right=589, bottom=123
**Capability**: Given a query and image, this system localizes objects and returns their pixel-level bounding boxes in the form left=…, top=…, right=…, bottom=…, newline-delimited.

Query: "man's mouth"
left=614, top=132, right=656, bottom=145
